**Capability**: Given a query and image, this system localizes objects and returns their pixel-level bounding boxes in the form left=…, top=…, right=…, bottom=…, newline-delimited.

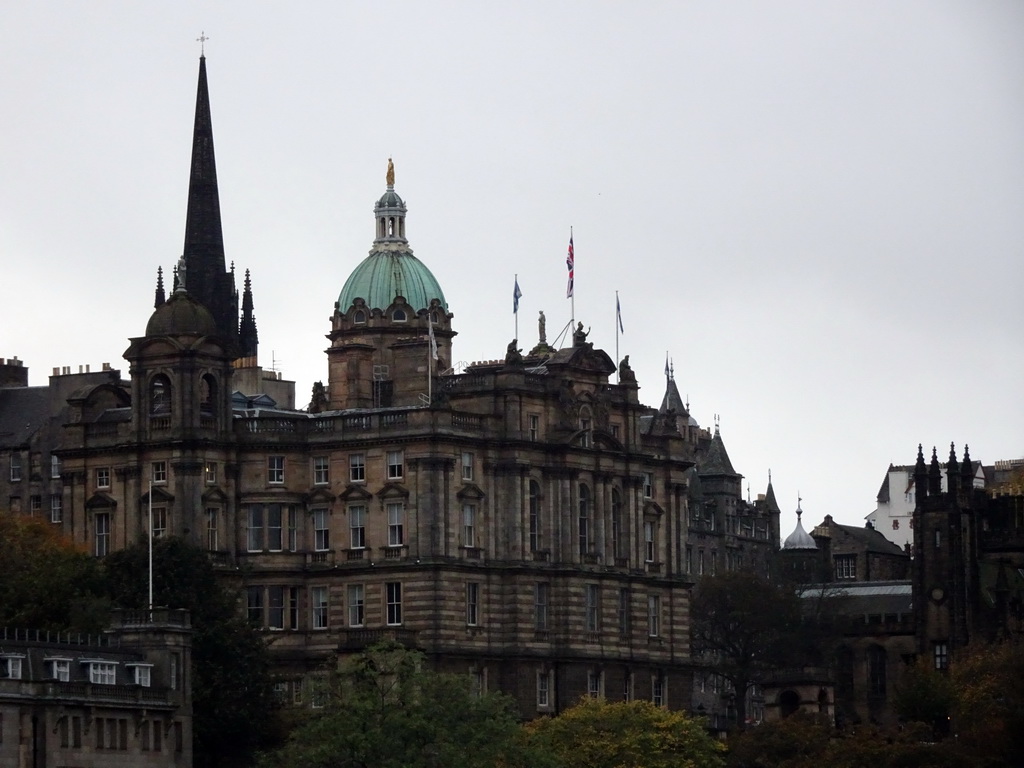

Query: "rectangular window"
left=386, top=450, right=404, bottom=480
left=711, top=550, right=718, bottom=575
left=313, top=456, right=329, bottom=485
left=934, top=643, right=949, bottom=671
left=3, top=657, right=23, bottom=679
left=835, top=554, right=857, bottom=580
left=647, top=594, right=661, bottom=637
left=151, top=507, right=167, bottom=538
left=134, top=666, right=152, bottom=687
left=151, top=461, right=167, bottom=484
left=623, top=671, right=633, bottom=701
left=347, top=584, right=365, bottom=627
left=643, top=471, right=653, bottom=499
left=89, top=662, right=117, bottom=685
left=462, top=503, right=476, bottom=548
left=205, top=461, right=217, bottom=484
left=268, top=586, right=285, bottom=629
left=312, top=586, right=328, bottom=630
left=587, top=670, right=602, bottom=698
left=313, top=508, right=330, bottom=551
left=287, top=508, right=297, bottom=551
left=534, top=582, right=549, bottom=631
left=288, top=586, right=299, bottom=628
left=247, top=505, right=264, bottom=551
left=30, top=495, right=41, bottom=514
left=206, top=508, right=218, bottom=551
left=529, top=414, right=539, bottom=441
left=267, top=504, right=283, bottom=551
left=466, top=582, right=480, bottom=626
left=349, top=505, right=366, bottom=549
left=247, top=587, right=264, bottom=624
left=686, top=546, right=693, bottom=574
left=349, top=453, right=366, bottom=482
left=585, top=584, right=600, bottom=632
left=652, top=674, right=665, bottom=706
left=170, top=653, right=179, bottom=691
left=50, top=659, right=70, bottom=681
left=387, top=503, right=404, bottom=547
left=644, top=521, right=655, bottom=563
left=268, top=455, right=285, bottom=484
left=461, top=451, right=474, bottom=481
left=95, top=512, right=110, bottom=556
left=698, top=549, right=705, bottom=576
left=934, top=530, right=942, bottom=549
left=95, top=467, right=110, bottom=489
left=386, top=582, right=402, bottom=625
left=618, top=588, right=630, bottom=636
left=51, top=454, right=61, bottom=478
left=10, top=453, right=22, bottom=482
left=537, top=671, right=551, bottom=707
left=49, top=495, right=62, bottom=528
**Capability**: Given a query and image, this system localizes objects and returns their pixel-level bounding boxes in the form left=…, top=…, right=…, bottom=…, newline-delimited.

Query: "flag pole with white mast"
left=148, top=479, right=153, bottom=611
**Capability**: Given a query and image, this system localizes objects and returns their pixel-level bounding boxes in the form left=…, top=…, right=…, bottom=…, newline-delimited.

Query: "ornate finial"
left=768, top=468, right=772, bottom=484
left=670, top=358, right=675, bottom=380
left=664, top=353, right=670, bottom=379
left=196, top=31, right=209, bottom=56
left=796, top=493, right=802, bottom=515
left=386, top=157, right=395, bottom=187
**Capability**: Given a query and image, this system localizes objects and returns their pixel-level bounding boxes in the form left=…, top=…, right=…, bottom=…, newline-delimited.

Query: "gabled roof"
left=831, top=522, right=907, bottom=556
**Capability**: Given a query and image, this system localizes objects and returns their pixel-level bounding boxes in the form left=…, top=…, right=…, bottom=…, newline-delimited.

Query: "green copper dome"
left=337, top=162, right=447, bottom=313
left=337, top=250, right=447, bottom=313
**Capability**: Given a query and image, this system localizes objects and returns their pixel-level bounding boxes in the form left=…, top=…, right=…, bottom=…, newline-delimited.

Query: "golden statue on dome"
left=386, top=157, right=395, bottom=187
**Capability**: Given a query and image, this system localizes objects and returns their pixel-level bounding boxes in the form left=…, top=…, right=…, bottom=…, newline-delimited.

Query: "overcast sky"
left=2, top=1, right=1021, bottom=536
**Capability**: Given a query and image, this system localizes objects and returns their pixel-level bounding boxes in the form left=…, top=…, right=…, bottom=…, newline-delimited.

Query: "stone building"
left=0, top=609, right=192, bottom=768
left=0, top=55, right=783, bottom=720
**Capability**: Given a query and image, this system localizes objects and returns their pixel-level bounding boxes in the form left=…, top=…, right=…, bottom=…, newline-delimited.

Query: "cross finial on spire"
left=197, top=31, right=209, bottom=56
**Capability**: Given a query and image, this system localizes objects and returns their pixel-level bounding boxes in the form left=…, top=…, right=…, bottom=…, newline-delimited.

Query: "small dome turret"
left=783, top=501, right=817, bottom=550
left=145, top=290, right=218, bottom=337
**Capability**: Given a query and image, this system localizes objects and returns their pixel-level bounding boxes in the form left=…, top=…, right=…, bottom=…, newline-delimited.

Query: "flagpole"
left=427, top=321, right=432, bottom=405
left=615, top=290, right=620, bottom=384
left=148, top=480, right=153, bottom=611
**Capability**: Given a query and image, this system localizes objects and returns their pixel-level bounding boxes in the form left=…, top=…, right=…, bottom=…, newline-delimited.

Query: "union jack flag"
left=565, top=234, right=574, bottom=298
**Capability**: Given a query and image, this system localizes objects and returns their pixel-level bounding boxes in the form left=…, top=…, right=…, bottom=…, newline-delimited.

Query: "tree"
left=950, top=640, right=1024, bottom=764
left=690, top=571, right=802, bottom=729
left=260, top=641, right=535, bottom=768
left=523, top=696, right=726, bottom=768
left=0, top=511, right=108, bottom=632
left=892, top=655, right=955, bottom=738
left=103, top=537, right=279, bottom=768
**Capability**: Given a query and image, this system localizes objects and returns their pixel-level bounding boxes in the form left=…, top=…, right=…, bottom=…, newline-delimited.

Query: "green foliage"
left=524, top=696, right=726, bottom=768
left=104, top=537, right=279, bottom=768
left=727, top=716, right=974, bottom=768
left=261, top=641, right=534, bottom=768
left=0, top=511, right=109, bottom=632
left=950, top=640, right=1024, bottom=764
left=691, top=571, right=802, bottom=728
left=892, top=656, right=955, bottom=736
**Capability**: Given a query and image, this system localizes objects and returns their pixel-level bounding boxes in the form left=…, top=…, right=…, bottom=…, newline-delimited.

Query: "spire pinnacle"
left=196, top=31, right=209, bottom=57
left=154, top=266, right=166, bottom=308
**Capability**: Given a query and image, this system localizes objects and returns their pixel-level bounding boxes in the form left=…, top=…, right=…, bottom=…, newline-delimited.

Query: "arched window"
left=200, top=374, right=217, bottom=417
left=611, top=488, right=623, bottom=560
left=579, top=406, right=593, bottom=448
left=393, top=308, right=407, bottom=323
left=353, top=310, right=366, bottom=324
left=529, top=480, right=541, bottom=553
left=578, top=484, right=591, bottom=556
left=149, top=375, right=171, bottom=416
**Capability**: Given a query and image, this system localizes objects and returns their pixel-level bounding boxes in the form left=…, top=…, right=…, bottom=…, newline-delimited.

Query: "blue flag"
left=513, top=278, right=523, bottom=314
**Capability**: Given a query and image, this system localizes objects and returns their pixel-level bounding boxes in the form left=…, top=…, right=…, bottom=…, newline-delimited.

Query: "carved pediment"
left=376, top=483, right=409, bottom=500
left=139, top=486, right=175, bottom=504
left=202, top=487, right=229, bottom=504
left=305, top=487, right=337, bottom=504
left=339, top=484, right=374, bottom=502
left=85, top=492, right=117, bottom=509
left=643, top=500, right=665, bottom=518
left=456, top=483, right=486, bottom=501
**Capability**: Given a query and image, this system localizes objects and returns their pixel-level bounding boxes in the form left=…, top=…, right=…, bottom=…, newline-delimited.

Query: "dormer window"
left=46, top=658, right=71, bottom=682
left=127, top=663, right=153, bottom=687
left=392, top=308, right=407, bottom=323
left=82, top=660, right=118, bottom=685
left=1, top=655, right=25, bottom=679
left=353, top=310, right=366, bottom=324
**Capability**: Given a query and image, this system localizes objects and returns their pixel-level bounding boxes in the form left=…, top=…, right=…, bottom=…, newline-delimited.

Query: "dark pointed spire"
left=239, top=269, right=259, bottom=359
left=929, top=446, right=942, bottom=496
left=961, top=444, right=974, bottom=489
left=946, top=442, right=959, bottom=496
left=154, top=266, right=166, bottom=308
